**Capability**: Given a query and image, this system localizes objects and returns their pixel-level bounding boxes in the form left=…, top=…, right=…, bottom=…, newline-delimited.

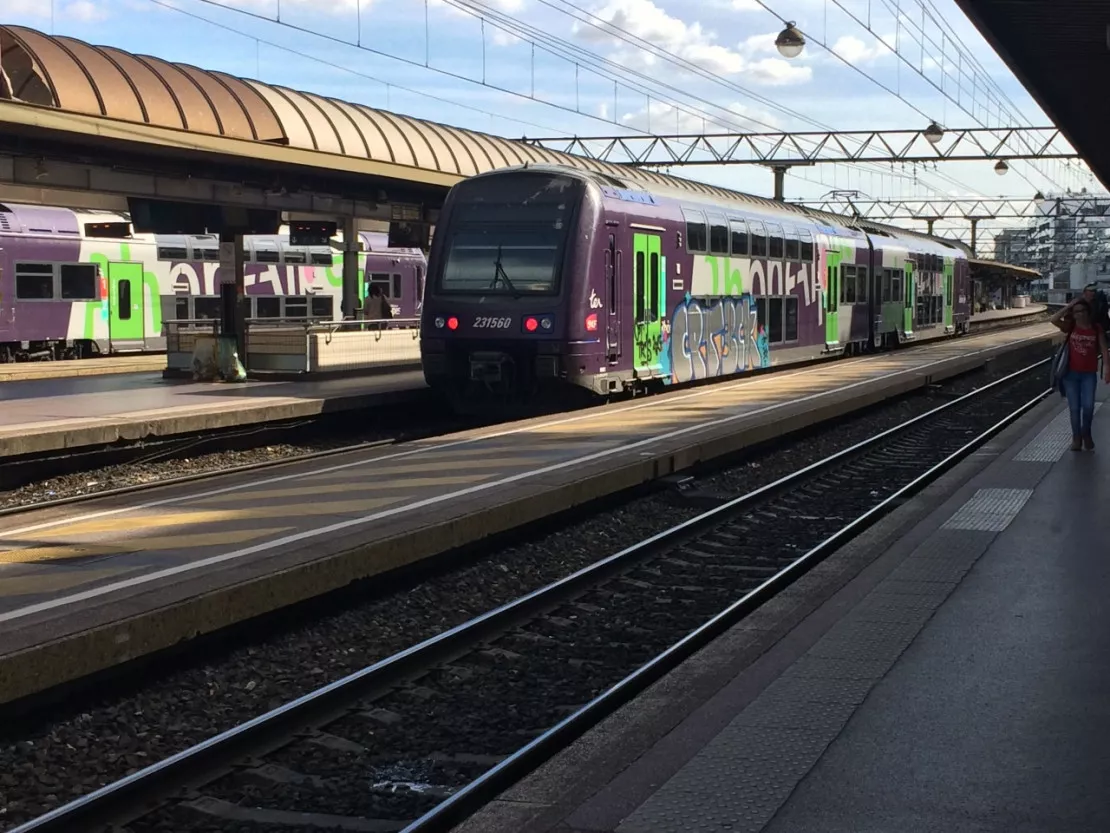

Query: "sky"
left=4, top=0, right=1105, bottom=249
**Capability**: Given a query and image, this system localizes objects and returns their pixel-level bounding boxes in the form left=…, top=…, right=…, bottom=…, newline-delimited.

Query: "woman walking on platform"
left=1051, top=297, right=1110, bottom=451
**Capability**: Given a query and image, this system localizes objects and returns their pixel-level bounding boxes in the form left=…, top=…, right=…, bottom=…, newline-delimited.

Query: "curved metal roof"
left=0, top=24, right=952, bottom=247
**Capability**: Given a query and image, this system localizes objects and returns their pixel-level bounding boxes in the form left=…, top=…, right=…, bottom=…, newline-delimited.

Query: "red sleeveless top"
left=1068, top=326, right=1099, bottom=373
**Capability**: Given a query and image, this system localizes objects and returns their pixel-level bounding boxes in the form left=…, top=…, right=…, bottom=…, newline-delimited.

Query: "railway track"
left=5, top=357, right=1051, bottom=833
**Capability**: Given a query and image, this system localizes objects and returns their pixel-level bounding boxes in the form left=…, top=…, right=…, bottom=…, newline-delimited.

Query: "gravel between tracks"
left=0, top=349, right=1052, bottom=830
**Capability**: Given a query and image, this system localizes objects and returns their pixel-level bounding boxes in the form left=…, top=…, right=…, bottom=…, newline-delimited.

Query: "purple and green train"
left=420, top=164, right=971, bottom=404
left=0, top=202, right=427, bottom=362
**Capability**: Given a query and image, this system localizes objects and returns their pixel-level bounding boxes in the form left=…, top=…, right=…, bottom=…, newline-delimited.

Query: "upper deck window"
left=683, top=209, right=708, bottom=253
left=749, top=221, right=768, bottom=257
left=706, top=213, right=729, bottom=256
left=730, top=219, right=749, bottom=256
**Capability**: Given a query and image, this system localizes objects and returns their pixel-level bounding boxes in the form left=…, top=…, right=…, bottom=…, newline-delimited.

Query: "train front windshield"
left=436, top=173, right=582, bottom=296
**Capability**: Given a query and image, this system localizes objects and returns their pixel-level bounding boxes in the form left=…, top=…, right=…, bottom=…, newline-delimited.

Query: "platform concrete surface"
left=0, top=324, right=1056, bottom=707
left=970, top=303, right=1047, bottom=322
left=450, top=357, right=1105, bottom=833
left=0, top=368, right=430, bottom=457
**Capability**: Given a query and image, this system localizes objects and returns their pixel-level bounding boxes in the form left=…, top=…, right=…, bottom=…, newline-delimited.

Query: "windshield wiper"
left=491, top=245, right=522, bottom=297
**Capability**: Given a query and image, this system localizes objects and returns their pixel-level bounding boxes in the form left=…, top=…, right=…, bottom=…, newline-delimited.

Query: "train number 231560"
left=473, top=316, right=513, bottom=329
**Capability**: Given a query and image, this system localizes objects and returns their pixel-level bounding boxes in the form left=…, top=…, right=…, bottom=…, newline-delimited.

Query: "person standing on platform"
left=1082, top=283, right=1110, bottom=337
left=1051, top=297, right=1110, bottom=451
left=364, top=285, right=393, bottom=330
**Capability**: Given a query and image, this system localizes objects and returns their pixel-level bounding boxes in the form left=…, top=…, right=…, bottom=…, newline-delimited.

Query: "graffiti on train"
left=661, top=294, right=770, bottom=384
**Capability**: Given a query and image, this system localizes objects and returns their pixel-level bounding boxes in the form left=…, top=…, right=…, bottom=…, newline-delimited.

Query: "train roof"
left=464, top=164, right=968, bottom=255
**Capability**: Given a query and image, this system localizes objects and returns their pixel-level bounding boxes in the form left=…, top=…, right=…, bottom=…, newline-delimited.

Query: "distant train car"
left=0, top=202, right=427, bottom=362
left=419, top=164, right=970, bottom=406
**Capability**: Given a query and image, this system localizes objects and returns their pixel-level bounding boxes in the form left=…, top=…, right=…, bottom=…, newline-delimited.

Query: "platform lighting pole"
left=965, top=215, right=994, bottom=257
left=341, top=216, right=360, bottom=320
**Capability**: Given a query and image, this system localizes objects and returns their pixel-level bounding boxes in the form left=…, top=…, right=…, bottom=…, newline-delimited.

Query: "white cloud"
left=216, top=0, right=369, bottom=12
left=617, top=99, right=782, bottom=135
left=571, top=0, right=810, bottom=85
left=831, top=33, right=894, bottom=65
left=64, top=0, right=109, bottom=21
left=9, top=0, right=50, bottom=15
left=7, top=0, right=110, bottom=21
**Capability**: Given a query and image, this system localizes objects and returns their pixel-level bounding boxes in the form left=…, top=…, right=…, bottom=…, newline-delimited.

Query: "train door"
left=108, top=262, right=145, bottom=347
left=902, top=260, right=915, bottom=338
left=824, top=248, right=842, bottom=347
left=943, top=260, right=954, bottom=329
left=632, top=232, right=664, bottom=375
left=605, top=232, right=620, bottom=363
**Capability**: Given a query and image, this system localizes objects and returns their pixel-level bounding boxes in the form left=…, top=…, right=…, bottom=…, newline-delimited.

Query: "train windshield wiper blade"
left=491, top=246, right=522, bottom=297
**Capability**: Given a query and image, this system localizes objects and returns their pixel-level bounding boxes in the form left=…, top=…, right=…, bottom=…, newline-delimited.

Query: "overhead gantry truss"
left=519, top=127, right=1078, bottom=167
left=792, top=194, right=1110, bottom=221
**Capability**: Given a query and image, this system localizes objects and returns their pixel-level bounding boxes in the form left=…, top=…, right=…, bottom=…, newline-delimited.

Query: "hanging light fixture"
left=923, top=121, right=944, bottom=144
left=775, top=22, right=806, bottom=58
left=994, top=160, right=1010, bottom=175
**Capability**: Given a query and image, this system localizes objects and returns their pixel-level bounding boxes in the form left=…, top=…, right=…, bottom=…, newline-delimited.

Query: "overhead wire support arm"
left=519, top=127, right=1079, bottom=167
left=790, top=195, right=1110, bottom=222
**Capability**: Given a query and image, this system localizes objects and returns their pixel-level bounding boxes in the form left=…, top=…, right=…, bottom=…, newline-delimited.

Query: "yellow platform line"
left=0, top=527, right=295, bottom=565
left=0, top=566, right=144, bottom=597
left=15, top=496, right=407, bottom=540
left=188, top=475, right=487, bottom=504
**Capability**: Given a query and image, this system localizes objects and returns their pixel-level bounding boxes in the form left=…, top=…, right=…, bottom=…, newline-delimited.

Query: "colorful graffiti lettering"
left=634, top=319, right=664, bottom=369
left=660, top=293, right=770, bottom=384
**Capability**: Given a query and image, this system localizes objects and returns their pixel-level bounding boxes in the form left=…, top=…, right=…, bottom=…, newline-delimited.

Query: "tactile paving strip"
left=615, top=492, right=1004, bottom=832
left=1014, top=404, right=1102, bottom=462
left=940, top=488, right=1033, bottom=532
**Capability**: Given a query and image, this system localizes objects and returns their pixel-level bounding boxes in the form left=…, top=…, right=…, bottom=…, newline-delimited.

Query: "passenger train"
left=420, top=164, right=971, bottom=406
left=0, top=202, right=427, bottom=362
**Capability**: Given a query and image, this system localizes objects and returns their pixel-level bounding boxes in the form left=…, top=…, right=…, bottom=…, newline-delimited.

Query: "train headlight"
left=540, top=316, right=553, bottom=330
left=434, top=316, right=445, bottom=329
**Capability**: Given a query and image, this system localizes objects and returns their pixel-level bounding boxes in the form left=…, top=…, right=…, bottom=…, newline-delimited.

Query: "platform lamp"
left=775, top=22, right=806, bottom=58
left=923, top=122, right=945, bottom=144
left=994, top=160, right=1010, bottom=175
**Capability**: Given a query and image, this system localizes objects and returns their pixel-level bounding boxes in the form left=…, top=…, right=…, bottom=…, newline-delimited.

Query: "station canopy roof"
left=954, top=0, right=1110, bottom=189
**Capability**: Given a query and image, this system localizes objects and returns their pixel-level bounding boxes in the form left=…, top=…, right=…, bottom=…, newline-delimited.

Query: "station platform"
left=452, top=345, right=1105, bottom=833
left=0, top=323, right=1057, bottom=707
left=0, top=354, right=166, bottom=383
left=970, top=303, right=1046, bottom=324
left=0, top=367, right=430, bottom=458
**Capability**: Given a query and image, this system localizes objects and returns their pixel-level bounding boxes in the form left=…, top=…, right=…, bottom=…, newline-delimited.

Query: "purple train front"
left=420, top=164, right=971, bottom=404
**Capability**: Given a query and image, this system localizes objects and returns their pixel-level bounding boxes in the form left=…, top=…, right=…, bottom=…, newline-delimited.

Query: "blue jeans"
left=1063, top=370, right=1097, bottom=438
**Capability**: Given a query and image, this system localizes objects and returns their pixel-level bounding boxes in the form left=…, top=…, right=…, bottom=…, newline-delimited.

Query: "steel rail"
left=5, top=359, right=1051, bottom=833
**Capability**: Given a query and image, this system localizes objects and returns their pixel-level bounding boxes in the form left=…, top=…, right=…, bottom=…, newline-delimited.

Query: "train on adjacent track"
left=420, top=163, right=973, bottom=407
left=0, top=202, right=427, bottom=362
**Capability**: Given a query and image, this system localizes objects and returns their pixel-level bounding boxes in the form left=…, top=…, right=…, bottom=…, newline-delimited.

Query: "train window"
left=891, top=271, right=902, bottom=304
left=649, top=251, right=660, bottom=318
left=256, top=297, right=281, bottom=318
left=880, top=269, right=890, bottom=303
left=755, top=297, right=767, bottom=329
left=198, top=248, right=220, bottom=261
left=707, top=213, right=729, bottom=255
left=369, top=272, right=391, bottom=297
left=194, top=297, right=220, bottom=319
left=311, top=296, right=334, bottom=318
left=391, top=274, right=402, bottom=299
left=285, top=296, right=308, bottom=318
left=157, top=246, right=188, bottom=261
left=310, top=252, right=334, bottom=266
left=635, top=250, right=646, bottom=322
left=798, top=230, right=814, bottom=262
left=855, top=267, right=868, bottom=302
left=284, top=250, right=308, bottom=264
left=784, top=232, right=800, bottom=261
left=118, top=280, right=131, bottom=320
left=729, top=220, right=749, bottom=256
left=767, top=224, right=784, bottom=259
left=841, top=264, right=855, bottom=304
left=683, top=209, right=708, bottom=253
left=60, top=264, right=98, bottom=300
left=15, top=263, right=55, bottom=299
left=175, top=297, right=190, bottom=320
left=255, top=249, right=280, bottom=263
left=769, top=297, right=783, bottom=344
left=749, top=221, right=767, bottom=257
left=784, top=297, right=798, bottom=341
